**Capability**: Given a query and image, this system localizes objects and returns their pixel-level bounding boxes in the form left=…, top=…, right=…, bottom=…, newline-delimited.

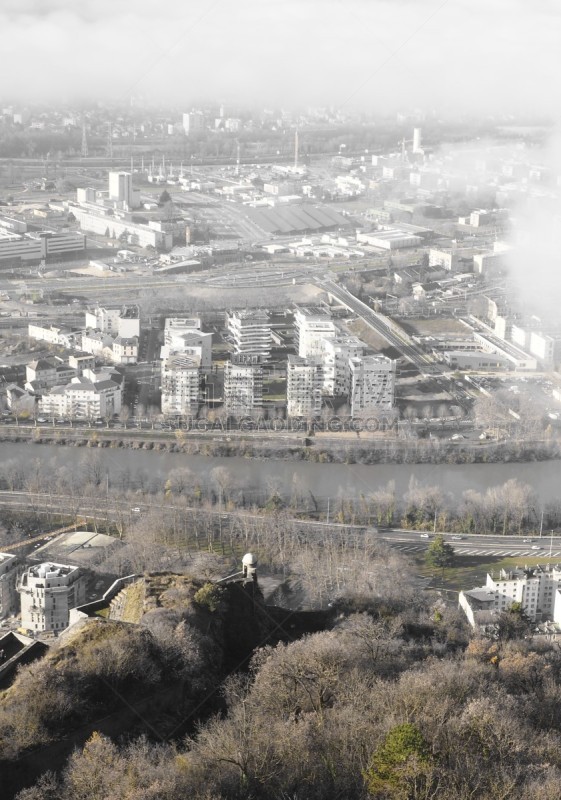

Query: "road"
left=379, top=528, right=561, bottom=558
left=316, top=277, right=473, bottom=411
left=1, top=489, right=560, bottom=559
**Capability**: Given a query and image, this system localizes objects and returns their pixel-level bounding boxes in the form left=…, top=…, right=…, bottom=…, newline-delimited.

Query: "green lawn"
left=415, top=553, right=561, bottom=594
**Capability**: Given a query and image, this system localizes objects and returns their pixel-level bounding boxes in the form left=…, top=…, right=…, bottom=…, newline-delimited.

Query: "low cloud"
left=0, top=1, right=559, bottom=112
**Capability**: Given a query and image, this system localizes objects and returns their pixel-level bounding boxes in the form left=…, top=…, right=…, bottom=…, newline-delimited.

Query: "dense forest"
left=3, top=560, right=561, bottom=800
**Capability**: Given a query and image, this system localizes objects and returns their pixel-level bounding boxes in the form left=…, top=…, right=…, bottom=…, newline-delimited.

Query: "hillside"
left=0, top=572, right=334, bottom=798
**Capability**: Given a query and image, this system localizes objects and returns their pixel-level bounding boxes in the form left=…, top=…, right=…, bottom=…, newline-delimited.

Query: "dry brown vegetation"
left=12, top=601, right=561, bottom=800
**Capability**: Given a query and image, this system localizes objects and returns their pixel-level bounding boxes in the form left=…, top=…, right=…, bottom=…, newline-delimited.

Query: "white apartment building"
left=0, top=553, right=18, bottom=619
left=17, top=562, right=86, bottom=634
left=227, top=310, right=271, bottom=363
left=81, top=329, right=111, bottom=357
left=85, top=306, right=120, bottom=335
left=223, top=361, right=263, bottom=415
left=322, top=335, right=365, bottom=396
left=286, top=355, right=323, bottom=418
left=163, top=318, right=212, bottom=368
left=460, top=565, right=561, bottom=627
left=161, top=353, right=201, bottom=416
left=85, top=305, right=140, bottom=339
left=39, top=376, right=122, bottom=419
left=28, top=324, right=76, bottom=349
left=349, top=355, right=396, bottom=416
left=294, top=306, right=337, bottom=359
left=183, top=112, right=206, bottom=135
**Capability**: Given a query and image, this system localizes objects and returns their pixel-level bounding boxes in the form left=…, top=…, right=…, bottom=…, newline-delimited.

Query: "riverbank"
left=0, top=424, right=560, bottom=466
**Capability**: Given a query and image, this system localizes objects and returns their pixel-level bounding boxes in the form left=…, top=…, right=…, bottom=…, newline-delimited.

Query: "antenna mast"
left=81, top=116, right=88, bottom=158
left=106, top=122, right=113, bottom=159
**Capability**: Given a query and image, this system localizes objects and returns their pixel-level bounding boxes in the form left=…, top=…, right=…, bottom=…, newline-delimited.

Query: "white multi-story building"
left=161, top=353, right=201, bottom=416
left=223, top=361, right=263, bottom=416
left=76, top=187, right=97, bottom=205
left=349, top=355, right=396, bottom=416
left=81, top=330, right=111, bottom=357
left=108, top=171, right=136, bottom=209
left=85, top=307, right=120, bottom=335
left=322, top=335, right=365, bottom=396
left=0, top=230, right=86, bottom=264
left=163, top=318, right=212, bottom=368
left=39, top=376, right=122, bottom=419
left=227, top=310, right=271, bottom=363
left=17, top=562, right=86, bottom=634
left=0, top=553, right=18, bottom=619
left=294, top=306, right=337, bottom=359
left=460, top=565, right=561, bottom=627
left=112, top=337, right=139, bottom=365
left=183, top=112, right=206, bottom=135
left=25, top=359, right=57, bottom=390
left=529, top=332, right=555, bottom=367
left=286, top=355, right=323, bottom=418
left=25, top=359, right=77, bottom=394
left=85, top=305, right=140, bottom=339
left=68, top=352, right=96, bottom=375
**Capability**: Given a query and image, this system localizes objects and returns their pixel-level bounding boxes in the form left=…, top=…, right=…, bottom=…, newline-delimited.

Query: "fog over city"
left=2, top=0, right=560, bottom=112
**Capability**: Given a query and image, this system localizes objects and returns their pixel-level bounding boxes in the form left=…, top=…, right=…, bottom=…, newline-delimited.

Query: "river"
left=1, top=442, right=561, bottom=505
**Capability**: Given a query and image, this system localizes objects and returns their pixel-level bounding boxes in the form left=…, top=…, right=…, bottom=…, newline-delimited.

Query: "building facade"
left=286, top=355, right=323, bottom=418
left=223, top=361, right=263, bottom=416
left=322, top=335, right=365, bottom=396
left=39, top=376, right=122, bottom=419
left=0, top=553, right=18, bottom=619
left=349, top=355, right=396, bottom=415
left=17, top=562, right=86, bottom=633
left=227, top=310, right=271, bottom=363
left=294, top=306, right=336, bottom=359
left=161, top=353, right=201, bottom=416
left=460, top=565, right=561, bottom=627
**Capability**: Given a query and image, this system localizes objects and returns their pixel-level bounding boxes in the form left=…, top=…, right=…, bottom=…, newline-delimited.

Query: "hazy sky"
left=2, top=0, right=560, bottom=112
